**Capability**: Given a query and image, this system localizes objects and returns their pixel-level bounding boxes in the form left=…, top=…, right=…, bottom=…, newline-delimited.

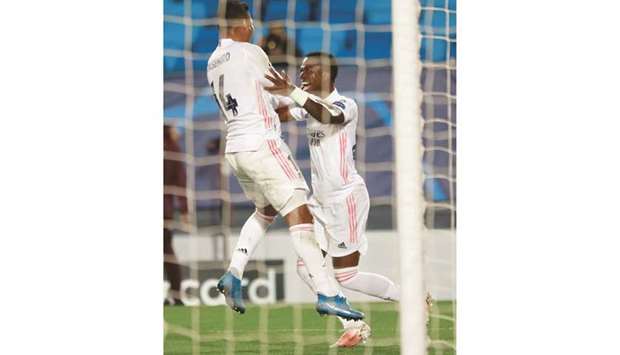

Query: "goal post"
left=392, top=1, right=427, bottom=354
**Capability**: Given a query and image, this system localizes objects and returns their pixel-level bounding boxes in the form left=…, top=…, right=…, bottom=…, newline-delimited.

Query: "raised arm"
left=264, top=67, right=345, bottom=124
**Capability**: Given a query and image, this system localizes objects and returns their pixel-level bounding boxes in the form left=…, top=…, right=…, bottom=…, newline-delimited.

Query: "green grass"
left=164, top=301, right=455, bottom=354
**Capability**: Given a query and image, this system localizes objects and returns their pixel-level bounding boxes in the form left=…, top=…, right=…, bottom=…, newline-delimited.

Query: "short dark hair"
left=305, top=52, right=338, bottom=83
left=222, top=0, right=250, bottom=21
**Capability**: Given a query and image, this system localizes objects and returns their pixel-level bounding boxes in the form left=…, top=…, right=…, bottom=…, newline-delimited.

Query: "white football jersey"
left=207, top=38, right=280, bottom=153
left=289, top=89, right=365, bottom=202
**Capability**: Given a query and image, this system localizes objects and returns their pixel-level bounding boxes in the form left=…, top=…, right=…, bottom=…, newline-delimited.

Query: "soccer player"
left=207, top=1, right=363, bottom=321
left=265, top=52, right=402, bottom=347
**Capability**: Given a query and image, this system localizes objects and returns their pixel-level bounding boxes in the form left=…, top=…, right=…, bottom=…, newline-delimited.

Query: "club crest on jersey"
left=308, top=130, right=325, bottom=146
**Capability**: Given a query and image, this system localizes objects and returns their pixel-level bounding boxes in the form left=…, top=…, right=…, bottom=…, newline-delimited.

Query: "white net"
left=164, top=0, right=455, bottom=353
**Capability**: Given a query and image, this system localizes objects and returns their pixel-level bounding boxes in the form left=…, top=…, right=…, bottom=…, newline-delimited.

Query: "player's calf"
left=228, top=209, right=275, bottom=280
left=334, top=266, right=400, bottom=302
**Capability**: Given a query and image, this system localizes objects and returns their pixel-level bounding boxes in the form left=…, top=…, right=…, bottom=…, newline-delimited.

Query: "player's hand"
left=264, top=67, right=295, bottom=96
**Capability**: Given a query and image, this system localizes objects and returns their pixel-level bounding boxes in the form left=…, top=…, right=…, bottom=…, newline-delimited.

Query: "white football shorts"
left=309, top=183, right=369, bottom=258
left=226, top=138, right=309, bottom=217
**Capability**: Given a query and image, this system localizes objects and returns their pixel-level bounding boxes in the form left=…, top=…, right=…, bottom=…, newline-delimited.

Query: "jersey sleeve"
left=272, top=95, right=305, bottom=121
left=330, top=98, right=357, bottom=123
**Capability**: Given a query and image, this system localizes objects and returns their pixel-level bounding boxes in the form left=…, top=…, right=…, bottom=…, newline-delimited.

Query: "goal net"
left=164, top=0, right=455, bottom=354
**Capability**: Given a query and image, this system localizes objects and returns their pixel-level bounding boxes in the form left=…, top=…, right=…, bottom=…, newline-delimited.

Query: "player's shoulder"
left=239, top=42, right=269, bottom=58
left=331, top=93, right=358, bottom=112
left=207, top=46, right=220, bottom=63
left=238, top=41, right=263, bottom=51
left=207, top=44, right=229, bottom=65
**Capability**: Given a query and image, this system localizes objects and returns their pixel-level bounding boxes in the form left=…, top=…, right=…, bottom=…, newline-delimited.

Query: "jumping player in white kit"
left=208, top=1, right=363, bottom=321
left=265, top=52, right=402, bottom=347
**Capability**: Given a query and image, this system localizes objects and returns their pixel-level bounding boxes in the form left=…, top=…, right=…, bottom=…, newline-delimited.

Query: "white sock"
left=289, top=224, right=336, bottom=297
left=335, top=266, right=401, bottom=301
left=297, top=258, right=351, bottom=328
left=295, top=258, right=316, bottom=293
left=228, top=210, right=274, bottom=278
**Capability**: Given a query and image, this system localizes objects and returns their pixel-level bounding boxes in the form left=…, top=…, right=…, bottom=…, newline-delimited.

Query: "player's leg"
left=296, top=256, right=367, bottom=325
left=294, top=215, right=371, bottom=347
left=228, top=204, right=277, bottom=279
left=294, top=198, right=322, bottom=294
left=293, top=217, right=339, bottom=299
left=332, top=251, right=400, bottom=301
left=282, top=201, right=336, bottom=297
left=250, top=139, right=339, bottom=300
left=295, top=257, right=316, bottom=293
left=217, top=151, right=276, bottom=313
left=281, top=195, right=363, bottom=320
left=258, top=139, right=362, bottom=320
left=294, top=208, right=357, bottom=326
left=333, top=251, right=435, bottom=338
left=164, top=227, right=183, bottom=305
left=225, top=139, right=362, bottom=319
left=329, top=186, right=401, bottom=301
left=218, top=203, right=276, bottom=314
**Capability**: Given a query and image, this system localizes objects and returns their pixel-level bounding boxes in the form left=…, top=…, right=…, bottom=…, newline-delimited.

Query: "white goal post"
left=392, top=1, right=427, bottom=355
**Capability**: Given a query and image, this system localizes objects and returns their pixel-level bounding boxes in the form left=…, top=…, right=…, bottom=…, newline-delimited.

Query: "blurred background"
left=162, top=9, right=457, bottom=338
left=164, top=1, right=456, bottom=352
left=164, top=0, right=456, bottom=232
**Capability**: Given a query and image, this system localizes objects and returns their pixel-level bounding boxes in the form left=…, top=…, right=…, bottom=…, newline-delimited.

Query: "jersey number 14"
left=211, top=74, right=239, bottom=118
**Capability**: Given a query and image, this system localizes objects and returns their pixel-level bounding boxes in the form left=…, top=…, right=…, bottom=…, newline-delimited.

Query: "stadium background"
left=164, top=0, right=456, bottom=352
left=164, top=0, right=456, bottom=231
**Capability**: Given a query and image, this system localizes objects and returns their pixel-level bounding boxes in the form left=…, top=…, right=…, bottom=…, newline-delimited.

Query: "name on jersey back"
left=208, top=52, right=231, bottom=71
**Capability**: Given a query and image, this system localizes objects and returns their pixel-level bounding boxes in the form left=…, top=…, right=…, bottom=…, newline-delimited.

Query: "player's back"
left=207, top=39, right=280, bottom=153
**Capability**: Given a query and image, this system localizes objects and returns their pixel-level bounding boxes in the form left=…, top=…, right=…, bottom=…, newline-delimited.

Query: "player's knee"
left=282, top=190, right=312, bottom=225
left=334, top=266, right=358, bottom=286
left=332, top=251, right=360, bottom=269
left=284, top=205, right=313, bottom=227
left=254, top=207, right=277, bottom=225
left=257, top=205, right=277, bottom=218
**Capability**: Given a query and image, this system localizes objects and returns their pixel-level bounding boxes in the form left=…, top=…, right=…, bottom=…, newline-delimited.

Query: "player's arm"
left=269, top=95, right=294, bottom=122
left=276, top=106, right=293, bottom=122
left=303, top=97, right=345, bottom=124
left=264, top=67, right=345, bottom=124
left=244, top=44, right=310, bottom=125
left=273, top=97, right=307, bottom=123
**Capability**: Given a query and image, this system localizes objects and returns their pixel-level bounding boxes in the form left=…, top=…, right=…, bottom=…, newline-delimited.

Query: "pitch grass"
left=164, top=301, right=455, bottom=354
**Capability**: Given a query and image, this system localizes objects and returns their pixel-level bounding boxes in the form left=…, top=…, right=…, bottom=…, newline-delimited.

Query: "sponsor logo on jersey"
left=309, top=130, right=325, bottom=146
left=337, top=242, right=347, bottom=249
